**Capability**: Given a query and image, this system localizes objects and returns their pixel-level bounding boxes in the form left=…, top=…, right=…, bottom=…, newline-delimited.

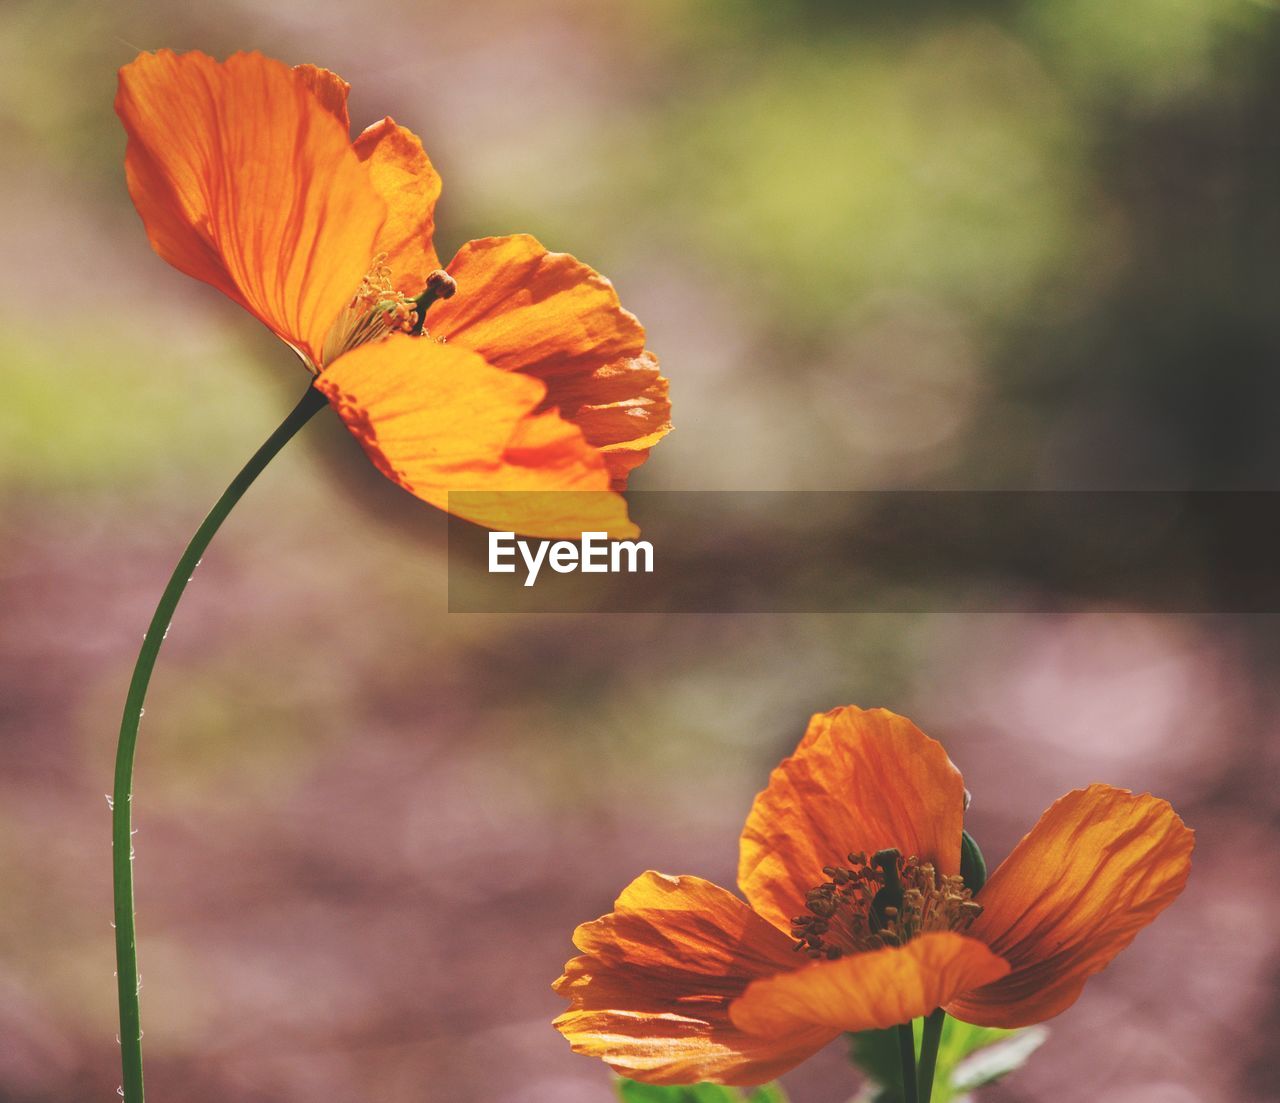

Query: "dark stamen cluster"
left=791, top=848, right=982, bottom=961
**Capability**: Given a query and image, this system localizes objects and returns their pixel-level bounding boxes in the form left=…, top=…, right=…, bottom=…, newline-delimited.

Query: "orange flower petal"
left=565, top=353, right=671, bottom=489
left=731, top=932, right=1010, bottom=1035
left=115, top=50, right=385, bottom=367
left=293, top=63, right=351, bottom=132
left=288, top=68, right=442, bottom=291
left=315, top=336, right=636, bottom=538
left=427, top=235, right=672, bottom=487
left=946, top=785, right=1194, bottom=1028
left=353, top=119, right=443, bottom=293
left=553, top=872, right=835, bottom=1086
left=738, top=706, right=967, bottom=932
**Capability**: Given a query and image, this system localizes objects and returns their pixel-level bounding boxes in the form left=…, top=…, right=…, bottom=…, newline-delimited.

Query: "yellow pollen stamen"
left=791, top=852, right=982, bottom=960
left=319, top=254, right=449, bottom=369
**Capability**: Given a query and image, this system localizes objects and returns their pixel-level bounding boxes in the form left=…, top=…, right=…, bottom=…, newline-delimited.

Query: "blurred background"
left=2, top=1, right=1279, bottom=1100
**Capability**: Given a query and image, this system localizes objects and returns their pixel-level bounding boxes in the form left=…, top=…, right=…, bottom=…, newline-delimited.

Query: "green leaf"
left=847, top=1027, right=907, bottom=1095
left=959, top=830, right=987, bottom=894
left=615, top=1079, right=789, bottom=1103
left=847, top=1016, right=1046, bottom=1103
left=616, top=1081, right=730, bottom=1103
left=951, top=1025, right=1048, bottom=1091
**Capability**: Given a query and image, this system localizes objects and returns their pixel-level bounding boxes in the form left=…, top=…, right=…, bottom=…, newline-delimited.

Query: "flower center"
left=791, top=848, right=982, bottom=960
left=319, top=255, right=456, bottom=368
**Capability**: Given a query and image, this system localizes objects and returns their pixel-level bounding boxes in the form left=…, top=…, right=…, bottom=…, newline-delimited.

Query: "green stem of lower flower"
left=918, top=1008, right=947, bottom=1103
left=111, top=385, right=328, bottom=1103
left=897, top=1022, right=919, bottom=1103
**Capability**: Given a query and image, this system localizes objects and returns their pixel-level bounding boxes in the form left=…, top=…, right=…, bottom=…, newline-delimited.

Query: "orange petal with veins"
left=946, top=785, right=1194, bottom=1027
left=353, top=119, right=443, bottom=293
left=428, top=235, right=671, bottom=487
left=294, top=63, right=351, bottom=132
left=316, top=336, right=635, bottom=538
left=115, top=50, right=385, bottom=367
left=739, top=706, right=967, bottom=932
left=731, top=931, right=1010, bottom=1035
left=553, top=872, right=835, bottom=1087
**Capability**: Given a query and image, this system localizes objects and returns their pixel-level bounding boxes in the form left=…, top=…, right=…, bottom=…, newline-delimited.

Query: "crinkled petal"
left=731, top=932, right=1009, bottom=1035
left=115, top=50, right=385, bottom=367
left=427, top=235, right=671, bottom=487
left=553, top=872, right=835, bottom=1087
left=353, top=118, right=443, bottom=292
left=739, top=706, right=967, bottom=932
left=315, top=336, right=635, bottom=538
left=566, top=352, right=670, bottom=490
left=946, top=785, right=1194, bottom=1028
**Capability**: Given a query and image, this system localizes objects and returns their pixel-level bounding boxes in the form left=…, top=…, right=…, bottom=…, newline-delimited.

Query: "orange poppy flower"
left=553, top=705, right=1193, bottom=1086
left=114, top=50, right=670, bottom=537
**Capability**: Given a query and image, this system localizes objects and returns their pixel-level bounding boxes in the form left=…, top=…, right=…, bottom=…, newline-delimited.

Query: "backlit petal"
left=353, top=119, right=443, bottom=292
left=946, top=785, right=1194, bottom=1028
left=428, top=235, right=672, bottom=486
left=116, top=50, right=385, bottom=366
left=731, top=932, right=1009, bottom=1035
left=563, top=352, right=670, bottom=490
left=294, top=63, right=351, bottom=132
left=739, top=706, right=967, bottom=932
left=553, top=872, right=835, bottom=1086
left=315, top=336, right=636, bottom=538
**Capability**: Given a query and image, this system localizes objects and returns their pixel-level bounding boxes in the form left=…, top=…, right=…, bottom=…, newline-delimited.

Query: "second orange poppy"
left=554, top=705, right=1193, bottom=1086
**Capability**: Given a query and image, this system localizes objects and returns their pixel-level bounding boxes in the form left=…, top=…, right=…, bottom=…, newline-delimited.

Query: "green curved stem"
left=111, top=385, right=328, bottom=1103
left=918, top=1008, right=946, bottom=1103
left=897, top=1022, right=919, bottom=1103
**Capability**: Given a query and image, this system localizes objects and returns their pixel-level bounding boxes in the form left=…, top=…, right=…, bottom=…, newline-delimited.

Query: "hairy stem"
left=111, top=385, right=328, bottom=1103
